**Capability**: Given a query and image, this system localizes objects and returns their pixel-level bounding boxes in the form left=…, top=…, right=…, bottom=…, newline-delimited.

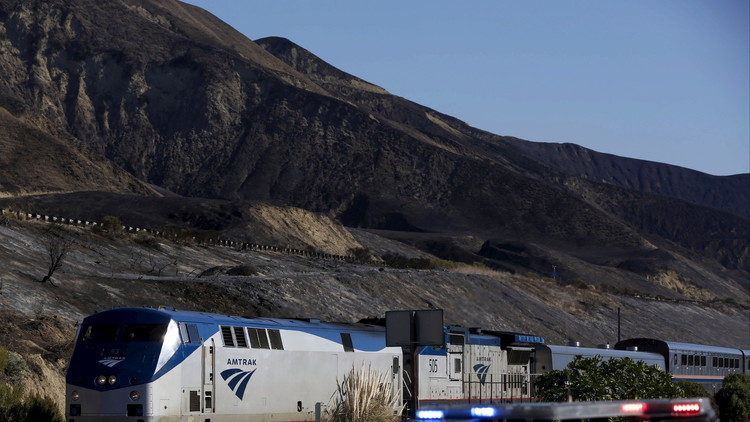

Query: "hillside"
left=0, top=213, right=747, bottom=413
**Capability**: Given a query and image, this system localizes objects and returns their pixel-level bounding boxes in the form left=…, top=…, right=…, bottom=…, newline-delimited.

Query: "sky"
left=182, top=0, right=749, bottom=176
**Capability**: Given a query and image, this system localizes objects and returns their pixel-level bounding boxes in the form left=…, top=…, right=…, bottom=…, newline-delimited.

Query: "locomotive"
left=65, top=307, right=402, bottom=421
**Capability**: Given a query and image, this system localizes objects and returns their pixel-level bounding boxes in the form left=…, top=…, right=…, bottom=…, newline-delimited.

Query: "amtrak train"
left=615, top=338, right=750, bottom=392
left=65, top=308, right=749, bottom=421
left=65, top=307, right=402, bottom=421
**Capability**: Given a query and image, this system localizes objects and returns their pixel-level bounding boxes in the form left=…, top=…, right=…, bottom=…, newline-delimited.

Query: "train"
left=65, top=307, right=749, bottom=421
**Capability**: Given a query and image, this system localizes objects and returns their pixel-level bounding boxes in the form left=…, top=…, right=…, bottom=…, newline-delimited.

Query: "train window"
left=234, top=327, right=248, bottom=348
left=247, top=328, right=270, bottom=349
left=247, top=328, right=261, bottom=348
left=449, top=333, right=464, bottom=345
left=673, top=355, right=678, bottom=366
left=268, top=329, right=283, bottom=350
left=123, top=324, right=167, bottom=342
left=179, top=323, right=201, bottom=344
left=221, top=326, right=235, bottom=347
left=258, top=330, right=270, bottom=349
left=187, top=325, right=200, bottom=343
left=454, top=358, right=462, bottom=373
left=341, top=333, right=354, bottom=352
left=681, top=355, right=687, bottom=366
left=81, top=324, right=118, bottom=342
left=734, top=359, right=740, bottom=368
left=688, top=355, right=694, bottom=366
left=701, top=356, right=706, bottom=367
left=713, top=357, right=717, bottom=367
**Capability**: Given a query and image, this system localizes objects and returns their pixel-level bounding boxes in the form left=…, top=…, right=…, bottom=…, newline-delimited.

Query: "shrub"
left=101, top=216, right=124, bottom=237
left=715, top=374, right=750, bottom=422
left=535, top=355, right=680, bottom=402
left=0, top=211, right=9, bottom=227
left=569, top=278, right=589, bottom=289
left=23, top=395, right=64, bottom=422
left=326, top=364, right=402, bottom=422
left=134, top=233, right=160, bottom=249
left=675, top=380, right=707, bottom=398
left=4, top=352, right=29, bottom=379
left=0, top=386, right=64, bottom=422
left=349, top=248, right=373, bottom=264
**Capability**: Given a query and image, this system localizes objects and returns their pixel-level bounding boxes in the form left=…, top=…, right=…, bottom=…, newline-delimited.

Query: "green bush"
left=349, top=248, right=373, bottom=264
left=0, top=385, right=63, bottom=422
left=715, top=374, right=750, bottom=422
left=101, top=215, right=124, bottom=237
left=4, top=352, right=29, bottom=379
left=133, top=233, right=161, bottom=249
left=535, top=355, right=680, bottom=402
left=675, top=380, right=708, bottom=398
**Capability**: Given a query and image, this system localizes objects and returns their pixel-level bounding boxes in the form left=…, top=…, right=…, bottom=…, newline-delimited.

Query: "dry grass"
left=325, top=364, right=403, bottom=422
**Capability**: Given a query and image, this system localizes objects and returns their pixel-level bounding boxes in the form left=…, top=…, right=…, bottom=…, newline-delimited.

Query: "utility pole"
left=617, top=307, right=621, bottom=343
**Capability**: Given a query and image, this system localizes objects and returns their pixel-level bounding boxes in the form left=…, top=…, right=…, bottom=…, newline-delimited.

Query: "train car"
left=742, top=350, right=750, bottom=375
left=533, top=343, right=665, bottom=374
left=415, top=327, right=543, bottom=407
left=66, top=307, right=402, bottom=422
left=615, top=338, right=744, bottom=392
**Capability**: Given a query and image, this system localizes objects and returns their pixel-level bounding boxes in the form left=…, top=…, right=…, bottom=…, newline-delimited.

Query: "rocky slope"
left=0, top=215, right=747, bottom=414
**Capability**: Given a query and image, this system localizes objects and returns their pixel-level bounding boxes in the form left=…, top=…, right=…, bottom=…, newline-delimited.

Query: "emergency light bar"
left=414, top=398, right=714, bottom=421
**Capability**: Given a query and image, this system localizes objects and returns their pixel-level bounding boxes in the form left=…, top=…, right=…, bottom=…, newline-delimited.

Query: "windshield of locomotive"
left=79, top=320, right=181, bottom=374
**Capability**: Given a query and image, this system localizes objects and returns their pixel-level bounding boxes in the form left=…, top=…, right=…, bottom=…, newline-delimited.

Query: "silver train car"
left=615, top=338, right=749, bottom=393
left=65, top=307, right=402, bottom=421
left=533, top=343, right=665, bottom=374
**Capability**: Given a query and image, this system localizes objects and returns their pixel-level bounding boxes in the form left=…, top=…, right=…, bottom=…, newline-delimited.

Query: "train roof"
left=617, top=338, right=743, bottom=355
left=546, top=344, right=663, bottom=360
left=85, top=307, right=388, bottom=333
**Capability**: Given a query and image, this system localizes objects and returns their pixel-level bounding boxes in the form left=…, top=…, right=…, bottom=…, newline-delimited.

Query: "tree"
left=100, top=215, right=124, bottom=237
left=535, top=355, right=682, bottom=402
left=39, top=225, right=73, bottom=286
left=715, top=374, right=750, bottom=422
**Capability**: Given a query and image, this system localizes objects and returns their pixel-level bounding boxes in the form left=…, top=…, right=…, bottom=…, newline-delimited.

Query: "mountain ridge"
left=0, top=0, right=746, bottom=318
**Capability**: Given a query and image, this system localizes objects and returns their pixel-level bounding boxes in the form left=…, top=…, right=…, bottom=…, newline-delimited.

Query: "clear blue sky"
left=182, top=0, right=749, bottom=176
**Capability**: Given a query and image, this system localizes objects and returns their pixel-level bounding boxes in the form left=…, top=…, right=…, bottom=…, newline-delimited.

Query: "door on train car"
left=447, top=331, right=464, bottom=382
left=203, top=339, right=215, bottom=413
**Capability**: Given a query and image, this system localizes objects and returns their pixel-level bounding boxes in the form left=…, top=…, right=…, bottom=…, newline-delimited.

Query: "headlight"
left=129, top=390, right=141, bottom=401
left=71, top=390, right=80, bottom=401
left=96, top=375, right=107, bottom=386
left=108, top=375, right=117, bottom=385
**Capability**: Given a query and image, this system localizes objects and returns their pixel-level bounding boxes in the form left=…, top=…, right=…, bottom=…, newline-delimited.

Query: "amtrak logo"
left=99, top=358, right=125, bottom=367
left=221, top=368, right=257, bottom=400
left=473, top=364, right=490, bottom=385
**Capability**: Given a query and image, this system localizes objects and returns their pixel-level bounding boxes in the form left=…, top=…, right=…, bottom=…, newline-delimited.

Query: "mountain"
left=1, top=0, right=747, bottom=281
left=0, top=0, right=747, bottom=412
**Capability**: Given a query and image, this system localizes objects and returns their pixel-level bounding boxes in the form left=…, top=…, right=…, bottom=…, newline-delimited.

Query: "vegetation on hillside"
left=0, top=347, right=63, bottom=422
